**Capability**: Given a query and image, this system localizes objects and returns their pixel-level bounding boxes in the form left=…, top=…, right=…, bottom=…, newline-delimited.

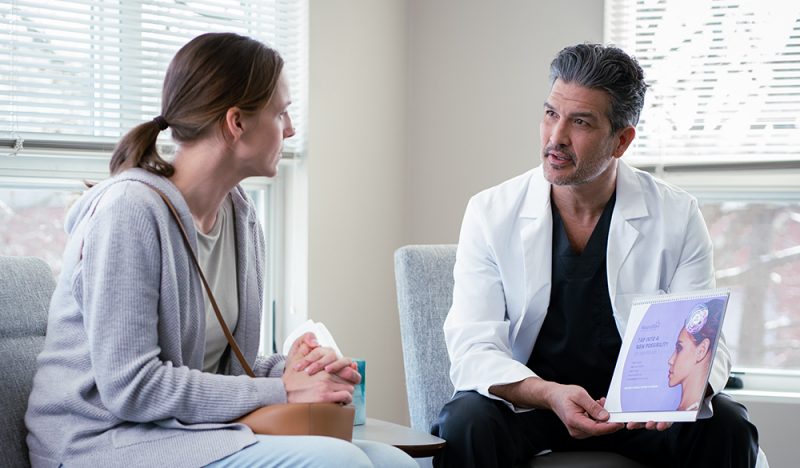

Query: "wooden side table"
left=353, top=417, right=446, bottom=458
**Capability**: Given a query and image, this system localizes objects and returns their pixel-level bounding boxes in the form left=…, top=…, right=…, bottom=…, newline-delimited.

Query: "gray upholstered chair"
left=394, top=244, right=650, bottom=468
left=0, top=256, right=56, bottom=468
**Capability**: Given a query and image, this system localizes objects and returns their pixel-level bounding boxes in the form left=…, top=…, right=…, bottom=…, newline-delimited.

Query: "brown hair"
left=109, top=32, right=284, bottom=176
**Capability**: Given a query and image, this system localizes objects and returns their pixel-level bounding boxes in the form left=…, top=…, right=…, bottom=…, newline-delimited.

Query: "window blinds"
left=605, top=0, right=800, bottom=166
left=1, top=0, right=308, bottom=159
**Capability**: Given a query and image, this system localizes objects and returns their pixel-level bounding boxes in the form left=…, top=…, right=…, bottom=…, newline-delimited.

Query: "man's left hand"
left=625, top=421, right=672, bottom=431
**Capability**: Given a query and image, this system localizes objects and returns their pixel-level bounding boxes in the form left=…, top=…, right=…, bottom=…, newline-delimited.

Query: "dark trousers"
left=431, top=391, right=758, bottom=468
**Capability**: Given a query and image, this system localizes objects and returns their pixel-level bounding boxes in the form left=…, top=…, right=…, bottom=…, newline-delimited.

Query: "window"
left=1, top=0, right=307, bottom=154
left=606, top=0, right=800, bottom=383
left=0, top=0, right=309, bottom=354
left=0, top=185, right=76, bottom=275
left=605, top=0, right=800, bottom=166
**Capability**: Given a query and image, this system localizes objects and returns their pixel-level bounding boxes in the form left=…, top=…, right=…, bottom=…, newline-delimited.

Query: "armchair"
left=395, top=244, right=759, bottom=467
left=0, top=256, right=56, bottom=468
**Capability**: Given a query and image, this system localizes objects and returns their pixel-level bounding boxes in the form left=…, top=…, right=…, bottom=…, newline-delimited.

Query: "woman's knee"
left=352, top=440, right=417, bottom=468
left=239, top=435, right=373, bottom=468
left=301, top=437, right=373, bottom=468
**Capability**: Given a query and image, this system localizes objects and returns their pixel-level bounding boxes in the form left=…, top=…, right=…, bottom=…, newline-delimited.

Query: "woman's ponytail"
left=109, top=117, right=174, bottom=177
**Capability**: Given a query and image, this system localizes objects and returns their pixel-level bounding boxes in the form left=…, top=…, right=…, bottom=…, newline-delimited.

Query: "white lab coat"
left=444, top=161, right=730, bottom=415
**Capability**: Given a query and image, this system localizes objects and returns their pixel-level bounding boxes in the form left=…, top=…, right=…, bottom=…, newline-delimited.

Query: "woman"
left=24, top=32, right=415, bottom=468
left=667, top=299, right=724, bottom=411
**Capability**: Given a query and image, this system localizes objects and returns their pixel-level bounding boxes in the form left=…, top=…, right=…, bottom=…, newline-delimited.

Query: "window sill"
left=725, top=369, right=800, bottom=404
left=726, top=389, right=800, bottom=404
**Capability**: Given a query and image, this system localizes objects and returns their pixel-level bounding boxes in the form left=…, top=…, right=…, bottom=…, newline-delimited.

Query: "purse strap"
left=149, top=185, right=256, bottom=378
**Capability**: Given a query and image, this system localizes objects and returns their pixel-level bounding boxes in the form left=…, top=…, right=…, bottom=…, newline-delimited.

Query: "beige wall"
left=307, top=0, right=409, bottom=423
left=406, top=0, right=605, bottom=244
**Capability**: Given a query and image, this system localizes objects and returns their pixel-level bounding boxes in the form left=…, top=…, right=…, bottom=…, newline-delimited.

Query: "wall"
left=307, top=0, right=409, bottom=423
left=406, top=0, right=605, bottom=244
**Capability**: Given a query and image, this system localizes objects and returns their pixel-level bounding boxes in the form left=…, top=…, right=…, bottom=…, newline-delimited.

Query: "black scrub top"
left=526, top=192, right=622, bottom=399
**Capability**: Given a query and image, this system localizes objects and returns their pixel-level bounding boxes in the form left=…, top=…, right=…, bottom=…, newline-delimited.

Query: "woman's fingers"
left=323, top=389, right=354, bottom=405
left=282, top=367, right=355, bottom=404
left=328, top=363, right=361, bottom=384
left=324, top=357, right=355, bottom=374
left=293, top=347, right=339, bottom=373
left=290, top=332, right=317, bottom=355
left=286, top=332, right=318, bottom=363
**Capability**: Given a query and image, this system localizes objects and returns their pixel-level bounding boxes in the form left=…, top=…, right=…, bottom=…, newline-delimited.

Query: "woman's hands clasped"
left=281, top=332, right=362, bottom=404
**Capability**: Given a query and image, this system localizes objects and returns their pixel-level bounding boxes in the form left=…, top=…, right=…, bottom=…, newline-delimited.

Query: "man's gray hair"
left=549, top=43, right=647, bottom=133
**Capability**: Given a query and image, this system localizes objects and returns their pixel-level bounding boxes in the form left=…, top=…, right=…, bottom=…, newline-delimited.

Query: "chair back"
left=394, top=244, right=456, bottom=432
left=0, top=256, right=55, bottom=468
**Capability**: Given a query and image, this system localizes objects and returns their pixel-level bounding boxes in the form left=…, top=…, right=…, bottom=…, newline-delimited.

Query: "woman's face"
left=667, top=328, right=699, bottom=387
left=235, top=71, right=295, bottom=178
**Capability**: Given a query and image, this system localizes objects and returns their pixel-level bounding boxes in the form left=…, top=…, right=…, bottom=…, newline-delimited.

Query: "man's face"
left=539, top=79, right=626, bottom=186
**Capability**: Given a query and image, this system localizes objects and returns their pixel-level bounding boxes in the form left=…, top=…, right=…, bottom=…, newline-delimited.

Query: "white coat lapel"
left=607, top=162, right=649, bottom=305
left=515, top=168, right=553, bottom=344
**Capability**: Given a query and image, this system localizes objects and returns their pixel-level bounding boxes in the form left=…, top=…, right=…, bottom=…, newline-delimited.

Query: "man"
left=432, top=44, right=759, bottom=468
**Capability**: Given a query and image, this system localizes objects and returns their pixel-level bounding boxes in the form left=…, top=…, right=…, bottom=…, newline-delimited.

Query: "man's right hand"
left=281, top=333, right=355, bottom=404
left=491, top=378, right=623, bottom=439
left=546, top=384, right=623, bottom=439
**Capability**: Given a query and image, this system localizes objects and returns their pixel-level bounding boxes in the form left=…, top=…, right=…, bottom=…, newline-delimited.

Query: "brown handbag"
left=236, top=403, right=355, bottom=440
left=150, top=186, right=355, bottom=441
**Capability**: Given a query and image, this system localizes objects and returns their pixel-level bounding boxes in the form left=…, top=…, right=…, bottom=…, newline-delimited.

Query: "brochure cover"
left=605, top=289, right=730, bottom=422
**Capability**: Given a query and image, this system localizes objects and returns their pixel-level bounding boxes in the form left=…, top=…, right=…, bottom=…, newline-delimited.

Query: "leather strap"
left=149, top=186, right=255, bottom=377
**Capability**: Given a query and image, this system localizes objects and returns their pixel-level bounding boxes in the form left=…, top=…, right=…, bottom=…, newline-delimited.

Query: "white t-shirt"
left=196, top=196, right=239, bottom=373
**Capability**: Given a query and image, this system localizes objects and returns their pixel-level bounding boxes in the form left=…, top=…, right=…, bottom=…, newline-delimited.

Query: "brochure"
left=605, top=288, right=730, bottom=422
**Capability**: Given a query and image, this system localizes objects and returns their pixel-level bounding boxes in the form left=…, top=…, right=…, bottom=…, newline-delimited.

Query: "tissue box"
left=353, top=359, right=366, bottom=425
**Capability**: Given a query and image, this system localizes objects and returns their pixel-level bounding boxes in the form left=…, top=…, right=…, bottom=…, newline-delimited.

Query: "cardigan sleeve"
left=254, top=354, right=287, bottom=378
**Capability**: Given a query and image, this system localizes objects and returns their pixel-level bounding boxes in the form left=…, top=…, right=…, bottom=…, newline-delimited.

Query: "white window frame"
left=605, top=0, right=800, bottom=395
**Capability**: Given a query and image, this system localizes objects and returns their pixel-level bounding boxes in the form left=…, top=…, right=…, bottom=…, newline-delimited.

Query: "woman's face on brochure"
left=667, top=328, right=699, bottom=387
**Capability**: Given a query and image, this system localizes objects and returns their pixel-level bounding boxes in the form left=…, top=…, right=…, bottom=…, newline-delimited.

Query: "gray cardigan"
left=25, top=169, right=287, bottom=467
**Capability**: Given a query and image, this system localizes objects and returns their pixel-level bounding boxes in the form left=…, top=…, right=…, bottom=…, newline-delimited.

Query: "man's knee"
left=708, top=394, right=759, bottom=445
left=432, top=391, right=519, bottom=468
left=432, top=391, right=509, bottom=441
left=681, top=393, right=759, bottom=467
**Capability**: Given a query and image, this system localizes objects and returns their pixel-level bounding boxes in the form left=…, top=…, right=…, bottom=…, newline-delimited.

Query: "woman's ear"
left=696, top=338, right=711, bottom=362
left=223, top=107, right=245, bottom=141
